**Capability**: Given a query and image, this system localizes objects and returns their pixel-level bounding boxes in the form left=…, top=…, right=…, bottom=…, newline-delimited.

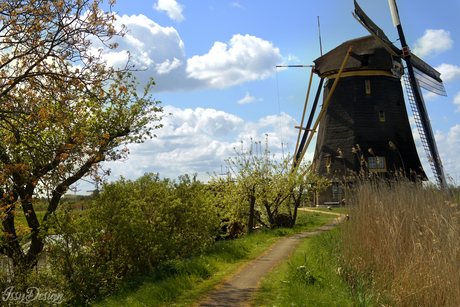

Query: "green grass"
left=305, top=206, right=350, bottom=215
left=250, top=226, right=377, bottom=307
left=89, top=211, right=336, bottom=307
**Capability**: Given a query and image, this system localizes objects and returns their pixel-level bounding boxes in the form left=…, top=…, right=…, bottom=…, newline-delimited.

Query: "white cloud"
left=92, top=14, right=282, bottom=93
left=423, top=91, right=438, bottom=102
left=436, top=63, right=460, bottom=82
left=102, top=107, right=299, bottom=183
left=237, top=92, right=262, bottom=104
left=232, top=2, right=244, bottom=9
left=155, top=57, right=183, bottom=74
left=414, top=124, right=460, bottom=184
left=446, top=124, right=460, bottom=144
left=153, top=0, right=185, bottom=22
left=93, top=14, right=185, bottom=72
left=186, top=34, right=282, bottom=89
left=453, top=91, right=460, bottom=113
left=287, top=54, right=300, bottom=63
left=413, top=29, right=453, bottom=58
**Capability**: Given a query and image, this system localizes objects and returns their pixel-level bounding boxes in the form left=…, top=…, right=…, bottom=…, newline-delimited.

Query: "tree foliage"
left=210, top=140, right=330, bottom=233
left=46, top=173, right=220, bottom=304
left=0, top=0, right=163, bottom=274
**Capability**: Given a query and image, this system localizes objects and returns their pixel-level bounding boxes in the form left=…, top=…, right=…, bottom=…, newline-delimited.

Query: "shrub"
left=46, top=173, right=220, bottom=305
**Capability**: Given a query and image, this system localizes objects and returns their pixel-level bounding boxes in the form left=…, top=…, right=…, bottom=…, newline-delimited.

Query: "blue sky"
left=76, top=0, right=460, bottom=192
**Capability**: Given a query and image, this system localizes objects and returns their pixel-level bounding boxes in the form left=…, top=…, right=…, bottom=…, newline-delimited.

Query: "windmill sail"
left=403, top=75, right=446, bottom=187
left=411, top=54, right=447, bottom=96
left=353, top=1, right=447, bottom=97
left=353, top=0, right=401, bottom=56
left=353, top=0, right=448, bottom=188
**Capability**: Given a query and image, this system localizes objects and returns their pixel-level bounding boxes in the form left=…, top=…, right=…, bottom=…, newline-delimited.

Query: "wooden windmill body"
left=293, top=1, right=447, bottom=206
left=311, top=36, right=426, bottom=206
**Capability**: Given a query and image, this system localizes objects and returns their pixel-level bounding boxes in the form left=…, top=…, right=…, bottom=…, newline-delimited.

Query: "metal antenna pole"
left=318, top=16, right=323, bottom=56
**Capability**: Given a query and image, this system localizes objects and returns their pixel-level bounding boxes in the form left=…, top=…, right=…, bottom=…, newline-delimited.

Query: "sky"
left=73, top=0, right=460, bottom=193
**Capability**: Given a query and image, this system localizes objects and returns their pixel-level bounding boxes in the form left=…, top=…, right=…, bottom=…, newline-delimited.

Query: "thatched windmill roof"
left=314, top=35, right=400, bottom=77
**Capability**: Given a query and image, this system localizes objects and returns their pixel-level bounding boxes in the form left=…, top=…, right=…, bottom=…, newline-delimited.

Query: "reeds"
left=342, top=178, right=460, bottom=306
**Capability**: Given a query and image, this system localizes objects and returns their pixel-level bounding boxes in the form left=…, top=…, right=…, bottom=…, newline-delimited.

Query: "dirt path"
left=195, top=212, right=345, bottom=307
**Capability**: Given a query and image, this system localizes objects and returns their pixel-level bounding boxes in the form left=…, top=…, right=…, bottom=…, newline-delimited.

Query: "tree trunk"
left=292, top=187, right=304, bottom=225
left=247, top=195, right=255, bottom=234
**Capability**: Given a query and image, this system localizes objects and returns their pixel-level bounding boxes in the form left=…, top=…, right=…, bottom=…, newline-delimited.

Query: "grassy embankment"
left=89, top=210, right=337, bottom=307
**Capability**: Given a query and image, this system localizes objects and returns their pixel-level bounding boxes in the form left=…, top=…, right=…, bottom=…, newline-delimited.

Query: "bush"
left=46, top=173, right=220, bottom=305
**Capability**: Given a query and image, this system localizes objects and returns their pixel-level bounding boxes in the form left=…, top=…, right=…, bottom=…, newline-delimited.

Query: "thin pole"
left=276, top=65, right=315, bottom=68
left=276, top=68, right=285, bottom=158
left=292, top=67, right=315, bottom=169
left=295, top=77, right=324, bottom=165
left=318, top=16, right=323, bottom=56
left=297, top=46, right=353, bottom=167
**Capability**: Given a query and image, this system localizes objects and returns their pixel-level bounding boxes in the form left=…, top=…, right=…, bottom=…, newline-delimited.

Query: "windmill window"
left=326, top=156, right=331, bottom=167
left=332, top=184, right=344, bottom=195
left=369, top=156, right=386, bottom=171
left=365, top=80, right=371, bottom=94
left=379, top=111, right=385, bottom=122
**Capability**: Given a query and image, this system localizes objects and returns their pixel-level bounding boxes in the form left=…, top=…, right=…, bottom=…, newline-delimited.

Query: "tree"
left=0, top=0, right=163, bottom=276
left=210, top=139, right=330, bottom=233
left=46, top=173, right=219, bottom=304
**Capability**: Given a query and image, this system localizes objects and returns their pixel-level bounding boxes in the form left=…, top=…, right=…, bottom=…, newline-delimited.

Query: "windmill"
left=291, top=0, right=447, bottom=206
left=352, top=0, right=447, bottom=188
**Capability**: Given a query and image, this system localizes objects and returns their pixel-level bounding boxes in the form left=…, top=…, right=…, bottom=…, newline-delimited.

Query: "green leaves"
left=45, top=173, right=220, bottom=304
left=0, top=0, right=164, bottom=274
left=210, top=139, right=331, bottom=231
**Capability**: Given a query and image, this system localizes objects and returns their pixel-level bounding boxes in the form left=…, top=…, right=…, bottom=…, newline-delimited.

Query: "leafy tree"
left=210, top=140, right=330, bottom=233
left=0, top=0, right=163, bottom=276
left=46, top=173, right=219, bottom=304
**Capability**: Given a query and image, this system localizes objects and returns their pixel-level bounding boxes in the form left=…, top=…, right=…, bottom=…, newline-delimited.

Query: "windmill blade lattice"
left=403, top=75, right=446, bottom=186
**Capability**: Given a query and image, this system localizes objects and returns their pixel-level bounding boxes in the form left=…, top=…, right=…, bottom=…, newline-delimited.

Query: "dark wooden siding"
left=313, top=75, right=426, bottom=181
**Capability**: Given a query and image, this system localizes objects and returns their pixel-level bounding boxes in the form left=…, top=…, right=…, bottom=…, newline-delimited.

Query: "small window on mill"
left=369, top=156, right=386, bottom=172
left=332, top=184, right=344, bottom=195
left=379, top=111, right=385, bottom=122
left=365, top=80, right=371, bottom=94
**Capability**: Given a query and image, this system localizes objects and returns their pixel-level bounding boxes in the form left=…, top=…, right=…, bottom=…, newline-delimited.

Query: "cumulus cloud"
left=92, top=14, right=282, bottom=93
left=436, top=64, right=460, bottom=82
left=186, top=34, right=282, bottom=89
left=413, top=29, right=453, bottom=58
left=237, top=92, right=262, bottom=104
left=91, top=14, right=185, bottom=73
left=413, top=123, right=460, bottom=184
left=423, top=91, right=440, bottom=102
left=155, top=57, right=183, bottom=74
left=433, top=124, right=460, bottom=180
left=102, top=107, right=299, bottom=183
left=453, top=91, right=460, bottom=113
left=153, top=0, right=185, bottom=22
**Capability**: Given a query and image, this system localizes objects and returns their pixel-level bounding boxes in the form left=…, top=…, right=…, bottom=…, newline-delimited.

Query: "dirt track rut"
left=195, top=212, right=344, bottom=307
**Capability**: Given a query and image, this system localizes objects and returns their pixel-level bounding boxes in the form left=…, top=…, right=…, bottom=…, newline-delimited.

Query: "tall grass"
left=342, top=179, right=460, bottom=306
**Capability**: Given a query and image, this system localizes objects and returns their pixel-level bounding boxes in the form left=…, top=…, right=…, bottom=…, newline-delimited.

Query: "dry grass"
left=342, top=178, right=460, bottom=306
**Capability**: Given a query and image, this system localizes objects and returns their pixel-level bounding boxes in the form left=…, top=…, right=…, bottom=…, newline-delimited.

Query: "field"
left=341, top=180, right=460, bottom=306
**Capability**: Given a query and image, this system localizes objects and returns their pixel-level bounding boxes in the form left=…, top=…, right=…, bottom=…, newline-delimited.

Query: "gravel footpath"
left=195, top=211, right=345, bottom=307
